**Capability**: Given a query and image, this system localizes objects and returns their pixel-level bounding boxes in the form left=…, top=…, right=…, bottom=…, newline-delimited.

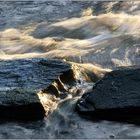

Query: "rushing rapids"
left=0, top=0, right=140, bottom=139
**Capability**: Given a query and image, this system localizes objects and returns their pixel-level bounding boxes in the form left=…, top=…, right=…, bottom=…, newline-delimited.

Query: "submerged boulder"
left=0, top=58, right=71, bottom=121
left=76, top=66, right=140, bottom=123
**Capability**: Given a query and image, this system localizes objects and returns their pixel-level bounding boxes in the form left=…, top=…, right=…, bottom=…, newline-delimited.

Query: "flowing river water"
left=0, top=1, right=140, bottom=138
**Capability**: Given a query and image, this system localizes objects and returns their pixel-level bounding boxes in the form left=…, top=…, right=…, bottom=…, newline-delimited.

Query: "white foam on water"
left=0, top=1, right=140, bottom=139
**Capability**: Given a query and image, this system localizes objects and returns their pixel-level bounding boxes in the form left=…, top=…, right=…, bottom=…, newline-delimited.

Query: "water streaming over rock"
left=0, top=0, right=140, bottom=138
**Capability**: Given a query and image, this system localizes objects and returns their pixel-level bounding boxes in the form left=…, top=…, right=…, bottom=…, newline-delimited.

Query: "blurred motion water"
left=0, top=0, right=140, bottom=139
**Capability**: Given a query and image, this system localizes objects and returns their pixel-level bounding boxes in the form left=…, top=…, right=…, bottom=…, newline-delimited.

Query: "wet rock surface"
left=76, top=66, right=140, bottom=123
left=1, top=0, right=140, bottom=139
left=0, top=58, right=71, bottom=121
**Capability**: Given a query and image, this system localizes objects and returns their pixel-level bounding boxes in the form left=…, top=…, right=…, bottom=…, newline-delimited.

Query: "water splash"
left=0, top=1, right=140, bottom=139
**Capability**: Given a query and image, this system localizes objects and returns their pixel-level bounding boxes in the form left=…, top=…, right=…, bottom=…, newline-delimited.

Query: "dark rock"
left=109, top=135, right=115, bottom=139
left=76, top=67, right=140, bottom=123
left=0, top=58, right=71, bottom=121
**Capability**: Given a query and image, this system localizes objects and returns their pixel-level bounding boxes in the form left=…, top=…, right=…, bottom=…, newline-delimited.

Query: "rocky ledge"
left=76, top=66, right=140, bottom=123
left=0, top=58, right=109, bottom=121
left=0, top=58, right=72, bottom=121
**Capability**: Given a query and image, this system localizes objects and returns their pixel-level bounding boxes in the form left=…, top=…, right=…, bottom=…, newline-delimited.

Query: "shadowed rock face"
left=0, top=58, right=71, bottom=121
left=76, top=67, right=140, bottom=123
left=0, top=58, right=109, bottom=121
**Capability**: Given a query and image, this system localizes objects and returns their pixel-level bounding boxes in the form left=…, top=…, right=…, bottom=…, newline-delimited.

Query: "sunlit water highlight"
left=0, top=1, right=140, bottom=139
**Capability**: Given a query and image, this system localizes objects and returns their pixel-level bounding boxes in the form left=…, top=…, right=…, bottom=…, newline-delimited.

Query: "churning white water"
left=0, top=1, right=140, bottom=138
